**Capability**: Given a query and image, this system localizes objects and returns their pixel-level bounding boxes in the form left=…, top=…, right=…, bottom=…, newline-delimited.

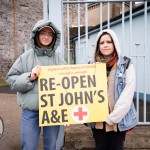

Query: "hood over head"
left=30, top=19, right=60, bottom=57
left=94, top=29, right=121, bottom=64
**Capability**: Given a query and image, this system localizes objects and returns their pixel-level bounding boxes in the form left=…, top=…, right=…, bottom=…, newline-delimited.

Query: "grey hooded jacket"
left=6, top=20, right=66, bottom=110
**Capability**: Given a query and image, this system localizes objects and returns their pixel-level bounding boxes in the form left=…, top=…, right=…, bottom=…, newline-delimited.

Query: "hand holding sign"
left=30, top=65, right=41, bottom=81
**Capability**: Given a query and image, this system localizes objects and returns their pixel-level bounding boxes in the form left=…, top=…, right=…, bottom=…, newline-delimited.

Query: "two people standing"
left=6, top=18, right=138, bottom=150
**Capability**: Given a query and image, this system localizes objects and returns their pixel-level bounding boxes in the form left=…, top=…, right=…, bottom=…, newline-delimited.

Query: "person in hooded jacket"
left=86, top=29, right=138, bottom=150
left=6, top=20, right=66, bottom=150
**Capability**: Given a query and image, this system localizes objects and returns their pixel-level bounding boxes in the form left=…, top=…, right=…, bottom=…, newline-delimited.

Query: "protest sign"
left=38, top=64, right=108, bottom=126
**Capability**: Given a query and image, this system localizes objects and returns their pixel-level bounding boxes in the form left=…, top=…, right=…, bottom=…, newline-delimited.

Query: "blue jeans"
left=21, top=109, right=60, bottom=150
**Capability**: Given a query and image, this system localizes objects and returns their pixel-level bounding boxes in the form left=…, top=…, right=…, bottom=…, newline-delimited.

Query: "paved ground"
left=0, top=87, right=150, bottom=150
left=0, top=93, right=21, bottom=150
left=0, top=93, right=44, bottom=150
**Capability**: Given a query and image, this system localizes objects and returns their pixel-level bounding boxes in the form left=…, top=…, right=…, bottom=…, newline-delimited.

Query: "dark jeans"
left=92, top=128, right=126, bottom=150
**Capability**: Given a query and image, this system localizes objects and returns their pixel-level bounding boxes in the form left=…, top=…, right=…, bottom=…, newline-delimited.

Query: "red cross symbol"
left=73, top=107, right=87, bottom=121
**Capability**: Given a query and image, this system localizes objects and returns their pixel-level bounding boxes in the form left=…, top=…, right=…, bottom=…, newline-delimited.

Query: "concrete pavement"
left=0, top=94, right=21, bottom=150
left=0, top=93, right=44, bottom=150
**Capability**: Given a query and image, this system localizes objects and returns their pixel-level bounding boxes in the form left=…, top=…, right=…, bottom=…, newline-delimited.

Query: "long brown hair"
left=94, top=32, right=116, bottom=62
